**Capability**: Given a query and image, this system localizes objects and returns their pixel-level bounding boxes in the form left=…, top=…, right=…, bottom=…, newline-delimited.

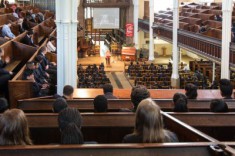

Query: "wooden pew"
left=191, top=13, right=215, bottom=21
left=0, top=14, right=18, bottom=26
left=203, top=20, right=222, bottom=29
left=180, top=17, right=202, bottom=25
left=17, top=98, right=235, bottom=113
left=168, top=112, right=235, bottom=141
left=0, top=143, right=233, bottom=156
left=22, top=112, right=217, bottom=144
left=201, top=28, right=222, bottom=40
left=1, top=41, right=37, bottom=73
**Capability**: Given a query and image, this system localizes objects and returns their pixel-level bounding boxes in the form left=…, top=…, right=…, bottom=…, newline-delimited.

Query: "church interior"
left=0, top=0, right=235, bottom=155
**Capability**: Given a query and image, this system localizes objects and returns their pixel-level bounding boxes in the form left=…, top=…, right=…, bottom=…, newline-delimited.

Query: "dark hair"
left=219, top=79, right=233, bottom=98
left=131, top=85, right=150, bottom=111
left=63, top=85, right=74, bottom=97
left=185, top=83, right=198, bottom=99
left=27, top=29, right=34, bottom=35
left=210, top=99, right=228, bottom=112
left=173, top=93, right=188, bottom=112
left=0, top=48, right=3, bottom=54
left=34, top=55, right=43, bottom=63
left=0, top=98, right=8, bottom=113
left=58, top=108, right=83, bottom=144
left=53, top=98, right=68, bottom=113
left=6, top=20, right=12, bottom=25
left=103, top=83, right=113, bottom=94
left=93, top=95, right=108, bottom=112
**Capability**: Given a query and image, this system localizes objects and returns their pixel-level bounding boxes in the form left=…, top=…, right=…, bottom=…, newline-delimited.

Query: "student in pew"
left=58, top=108, right=84, bottom=144
left=22, top=64, right=49, bottom=97
left=53, top=97, right=68, bottom=113
left=0, top=109, right=32, bottom=145
left=219, top=79, right=233, bottom=99
left=0, top=97, right=8, bottom=113
left=22, top=18, right=31, bottom=31
left=0, top=0, right=5, bottom=8
left=1, top=20, right=15, bottom=39
left=123, top=98, right=178, bottom=143
left=210, top=99, right=228, bottom=113
left=185, top=83, right=198, bottom=99
left=130, top=85, right=150, bottom=112
left=214, top=14, right=222, bottom=22
left=38, top=46, right=57, bottom=72
left=46, top=37, right=56, bottom=53
left=93, top=95, right=108, bottom=112
left=0, top=48, right=13, bottom=98
left=232, top=22, right=235, bottom=42
left=17, top=18, right=24, bottom=33
left=103, top=83, right=117, bottom=99
left=173, top=93, right=188, bottom=112
left=21, top=29, right=38, bottom=47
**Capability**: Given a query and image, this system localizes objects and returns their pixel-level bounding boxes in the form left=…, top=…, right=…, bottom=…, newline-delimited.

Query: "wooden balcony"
left=138, top=19, right=235, bottom=68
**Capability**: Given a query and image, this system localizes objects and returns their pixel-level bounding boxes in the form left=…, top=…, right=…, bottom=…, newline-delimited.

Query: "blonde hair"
left=134, top=98, right=171, bottom=143
left=0, top=109, right=32, bottom=145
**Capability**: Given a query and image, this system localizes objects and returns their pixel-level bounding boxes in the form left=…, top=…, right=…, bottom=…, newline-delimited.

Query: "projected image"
left=93, top=8, right=120, bottom=29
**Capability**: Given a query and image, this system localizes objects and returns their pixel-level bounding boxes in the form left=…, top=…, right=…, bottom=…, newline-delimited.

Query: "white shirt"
left=47, top=41, right=56, bottom=52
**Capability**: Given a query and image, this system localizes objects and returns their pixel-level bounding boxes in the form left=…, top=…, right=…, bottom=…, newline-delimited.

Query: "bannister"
left=84, top=0, right=130, bottom=7
left=138, top=19, right=235, bottom=68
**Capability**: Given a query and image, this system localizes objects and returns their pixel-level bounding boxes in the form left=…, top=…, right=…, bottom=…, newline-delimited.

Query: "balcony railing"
left=138, top=19, right=235, bottom=68
left=84, top=0, right=130, bottom=7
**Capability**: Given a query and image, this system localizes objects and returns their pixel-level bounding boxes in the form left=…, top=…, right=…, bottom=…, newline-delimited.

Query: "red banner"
left=126, top=23, right=134, bottom=37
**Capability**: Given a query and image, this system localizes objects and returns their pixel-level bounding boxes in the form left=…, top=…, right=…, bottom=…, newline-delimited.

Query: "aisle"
left=106, top=72, right=132, bottom=89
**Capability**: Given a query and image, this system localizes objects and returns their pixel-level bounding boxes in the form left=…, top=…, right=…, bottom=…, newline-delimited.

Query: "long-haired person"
left=123, top=98, right=178, bottom=143
left=0, top=109, right=32, bottom=145
left=58, top=108, right=84, bottom=144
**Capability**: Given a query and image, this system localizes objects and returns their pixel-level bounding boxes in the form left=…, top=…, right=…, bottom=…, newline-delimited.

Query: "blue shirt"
left=2, top=24, right=15, bottom=39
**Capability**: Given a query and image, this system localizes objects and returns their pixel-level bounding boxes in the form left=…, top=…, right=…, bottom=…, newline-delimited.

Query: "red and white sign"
left=126, top=23, right=134, bottom=37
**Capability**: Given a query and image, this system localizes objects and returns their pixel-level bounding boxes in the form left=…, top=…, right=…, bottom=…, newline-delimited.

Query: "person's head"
left=0, top=98, right=8, bottom=113
left=58, top=108, right=83, bottom=144
left=39, top=46, right=47, bottom=55
left=27, top=29, right=34, bottom=37
left=0, top=48, right=4, bottom=57
left=103, top=83, right=114, bottom=94
left=26, top=61, right=35, bottom=70
left=210, top=99, right=228, bottom=112
left=185, top=83, right=198, bottom=99
left=173, top=93, right=188, bottom=112
left=53, top=97, right=68, bottom=113
left=93, top=95, right=108, bottom=112
left=131, top=85, right=150, bottom=111
left=35, top=55, right=43, bottom=63
left=63, top=85, right=74, bottom=99
left=134, top=98, right=170, bottom=143
left=6, top=20, right=12, bottom=27
left=0, top=109, right=32, bottom=145
left=219, top=79, right=233, bottom=98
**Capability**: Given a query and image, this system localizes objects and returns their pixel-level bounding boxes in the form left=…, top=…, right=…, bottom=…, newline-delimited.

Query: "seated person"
left=53, top=97, right=68, bottom=113
left=128, top=85, right=150, bottom=112
left=210, top=99, right=228, bottom=112
left=1, top=20, right=15, bottom=39
left=46, top=37, right=56, bottom=53
left=173, top=93, right=188, bottom=112
left=185, top=83, right=198, bottom=99
left=0, top=98, right=8, bottom=113
left=22, top=18, right=31, bottom=31
left=55, top=85, right=74, bottom=100
left=93, top=95, right=108, bottom=112
left=219, top=79, right=233, bottom=99
left=0, top=109, right=32, bottom=145
left=103, top=83, right=117, bottom=99
left=123, top=98, right=178, bottom=143
left=0, top=48, right=13, bottom=98
left=58, top=108, right=84, bottom=144
left=199, top=23, right=207, bottom=33
left=232, top=22, right=235, bottom=42
left=21, top=29, right=37, bottom=47
left=214, top=14, right=222, bottom=21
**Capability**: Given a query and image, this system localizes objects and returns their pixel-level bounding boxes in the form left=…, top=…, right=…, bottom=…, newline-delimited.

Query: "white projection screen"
left=93, top=8, right=120, bottom=29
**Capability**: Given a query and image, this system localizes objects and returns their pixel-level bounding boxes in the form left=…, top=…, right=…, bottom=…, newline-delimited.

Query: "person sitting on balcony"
left=232, top=22, right=235, bottom=42
left=199, top=23, right=207, bottom=33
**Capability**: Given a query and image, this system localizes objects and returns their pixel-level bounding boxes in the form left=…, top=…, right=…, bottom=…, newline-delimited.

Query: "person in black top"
left=232, top=22, right=235, bottom=42
left=0, top=48, right=13, bottom=98
left=185, top=83, right=198, bottom=99
left=58, top=108, right=84, bottom=144
left=123, top=98, right=178, bottom=143
left=21, top=29, right=37, bottom=47
left=210, top=99, right=228, bottom=113
left=53, top=97, right=68, bottom=113
left=93, top=95, right=108, bottom=112
left=103, top=83, right=117, bottom=99
left=0, top=98, right=8, bottom=113
left=219, top=79, right=233, bottom=99
left=173, top=93, right=188, bottom=112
